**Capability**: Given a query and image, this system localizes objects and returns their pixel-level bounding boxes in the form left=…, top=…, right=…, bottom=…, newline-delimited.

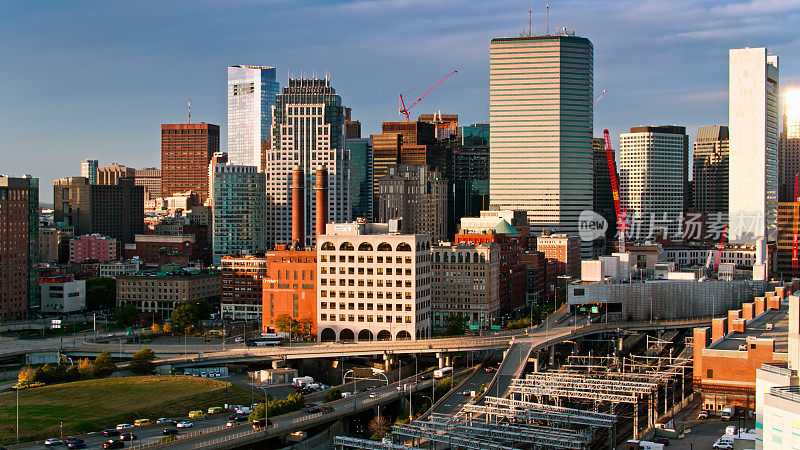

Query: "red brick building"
left=161, top=123, right=220, bottom=203
left=261, top=248, right=317, bottom=336
left=0, top=176, right=39, bottom=320
left=124, top=234, right=200, bottom=267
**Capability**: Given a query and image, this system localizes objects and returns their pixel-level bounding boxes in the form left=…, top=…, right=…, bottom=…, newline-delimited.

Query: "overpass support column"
left=271, top=360, right=281, bottom=369
left=550, top=346, right=555, bottom=366
left=445, top=354, right=452, bottom=367
left=436, top=352, right=446, bottom=369
left=383, top=354, right=395, bottom=372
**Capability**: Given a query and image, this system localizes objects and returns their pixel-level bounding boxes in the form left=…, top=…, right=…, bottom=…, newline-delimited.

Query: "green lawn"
left=0, top=375, right=255, bottom=445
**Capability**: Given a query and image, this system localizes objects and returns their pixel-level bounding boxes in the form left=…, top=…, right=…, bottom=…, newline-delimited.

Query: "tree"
left=187, top=298, right=213, bottom=321
left=86, top=277, right=116, bottom=311
left=368, top=416, right=391, bottom=439
left=115, top=303, right=139, bottom=327
left=17, top=366, right=35, bottom=385
left=93, top=351, right=116, bottom=378
left=129, top=348, right=156, bottom=375
left=274, top=314, right=298, bottom=334
left=324, top=388, right=342, bottom=403
left=297, top=318, right=314, bottom=340
left=163, top=323, right=174, bottom=334
left=171, top=303, right=200, bottom=330
left=444, top=314, right=468, bottom=336
left=435, top=377, right=453, bottom=398
left=151, top=323, right=162, bottom=333
left=78, top=358, right=94, bottom=380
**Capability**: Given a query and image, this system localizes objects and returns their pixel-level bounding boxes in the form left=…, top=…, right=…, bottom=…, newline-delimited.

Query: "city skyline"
left=1, top=0, right=800, bottom=202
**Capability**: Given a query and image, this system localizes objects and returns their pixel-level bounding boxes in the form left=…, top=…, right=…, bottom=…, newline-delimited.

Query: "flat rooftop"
left=710, top=307, right=788, bottom=352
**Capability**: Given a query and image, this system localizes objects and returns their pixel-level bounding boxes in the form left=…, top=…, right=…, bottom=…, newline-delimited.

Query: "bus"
left=433, top=367, right=453, bottom=379
left=247, top=336, right=283, bottom=347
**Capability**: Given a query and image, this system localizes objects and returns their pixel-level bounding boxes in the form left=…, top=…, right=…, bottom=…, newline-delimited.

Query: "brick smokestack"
left=315, top=166, right=328, bottom=238
left=291, top=166, right=304, bottom=248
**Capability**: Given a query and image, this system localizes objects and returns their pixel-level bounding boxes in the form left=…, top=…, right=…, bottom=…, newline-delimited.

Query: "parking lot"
left=657, top=400, right=755, bottom=449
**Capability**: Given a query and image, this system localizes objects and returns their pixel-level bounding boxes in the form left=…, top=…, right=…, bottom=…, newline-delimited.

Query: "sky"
left=1, top=0, right=799, bottom=203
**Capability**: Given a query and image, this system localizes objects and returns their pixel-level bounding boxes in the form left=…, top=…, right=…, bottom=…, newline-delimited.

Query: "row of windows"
left=321, top=266, right=412, bottom=276
left=320, top=313, right=412, bottom=324
left=320, top=291, right=413, bottom=300
left=320, top=301, right=412, bottom=312
left=321, top=255, right=415, bottom=264
left=320, top=241, right=428, bottom=252
left=321, top=279, right=412, bottom=288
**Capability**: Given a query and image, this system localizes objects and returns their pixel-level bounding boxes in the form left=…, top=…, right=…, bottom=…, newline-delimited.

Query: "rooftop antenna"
left=187, top=97, right=191, bottom=124
left=528, top=8, right=532, bottom=36
left=546, top=3, right=550, bottom=35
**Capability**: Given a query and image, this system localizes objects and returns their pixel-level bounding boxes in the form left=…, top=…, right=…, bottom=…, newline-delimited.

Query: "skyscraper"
left=347, top=137, right=373, bottom=220
left=161, top=123, right=220, bottom=203
left=489, top=33, right=594, bottom=257
left=454, top=123, right=490, bottom=217
left=592, top=137, right=615, bottom=250
left=779, top=89, right=800, bottom=202
left=134, top=167, right=161, bottom=200
left=0, top=175, right=39, bottom=321
left=694, top=126, right=729, bottom=218
left=80, top=159, right=98, bottom=185
left=268, top=78, right=350, bottom=247
left=619, top=126, right=689, bottom=240
left=227, top=65, right=280, bottom=169
left=378, top=164, right=448, bottom=243
left=97, top=163, right=134, bottom=185
left=729, top=47, right=779, bottom=243
left=212, top=164, right=267, bottom=264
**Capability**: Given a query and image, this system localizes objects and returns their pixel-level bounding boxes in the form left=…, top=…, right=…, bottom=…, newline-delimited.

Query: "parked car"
left=115, top=423, right=133, bottom=431
left=321, top=406, right=334, bottom=414
left=162, top=428, right=178, bottom=435
left=44, top=439, right=63, bottom=446
left=101, top=430, right=120, bottom=437
left=176, top=421, right=193, bottom=428
left=102, top=441, right=124, bottom=449
left=697, top=410, right=709, bottom=419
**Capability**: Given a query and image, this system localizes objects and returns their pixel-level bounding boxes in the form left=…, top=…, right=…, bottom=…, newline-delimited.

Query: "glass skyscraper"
left=227, top=65, right=280, bottom=169
left=347, top=137, right=373, bottom=220
left=212, top=164, right=267, bottom=264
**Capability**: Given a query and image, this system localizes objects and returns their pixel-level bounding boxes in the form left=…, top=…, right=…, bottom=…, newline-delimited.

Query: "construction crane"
left=793, top=173, right=799, bottom=276
left=714, top=224, right=728, bottom=269
left=594, top=89, right=607, bottom=105
left=398, top=70, right=457, bottom=121
left=603, top=129, right=626, bottom=253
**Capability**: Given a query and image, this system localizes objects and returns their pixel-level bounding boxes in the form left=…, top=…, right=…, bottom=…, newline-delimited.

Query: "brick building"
left=0, top=176, right=39, bottom=320
left=536, top=233, right=581, bottom=279
left=116, top=269, right=220, bottom=317
left=261, top=248, right=318, bottom=336
left=70, top=234, right=118, bottom=263
left=124, top=234, right=201, bottom=267
left=161, top=123, right=220, bottom=203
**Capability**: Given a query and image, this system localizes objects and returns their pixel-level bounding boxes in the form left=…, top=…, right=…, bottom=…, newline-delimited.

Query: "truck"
left=434, top=367, right=453, bottom=379
left=292, top=376, right=315, bottom=389
left=721, top=405, right=736, bottom=421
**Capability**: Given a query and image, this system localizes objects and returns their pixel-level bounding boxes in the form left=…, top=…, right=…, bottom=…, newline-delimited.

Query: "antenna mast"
left=546, top=3, right=550, bottom=35
left=528, top=8, right=531, bottom=35
left=187, top=97, right=191, bottom=124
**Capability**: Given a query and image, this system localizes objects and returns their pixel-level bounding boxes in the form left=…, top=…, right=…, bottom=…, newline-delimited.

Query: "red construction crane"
left=714, top=224, right=727, bottom=269
left=793, top=173, right=799, bottom=276
left=603, top=129, right=626, bottom=253
left=398, top=70, right=457, bottom=121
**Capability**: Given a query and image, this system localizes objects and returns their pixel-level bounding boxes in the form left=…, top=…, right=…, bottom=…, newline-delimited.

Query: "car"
left=176, top=421, right=193, bottom=428
left=485, top=367, right=495, bottom=373
left=64, top=438, right=85, bottom=449
left=207, top=406, right=224, bottom=415
left=119, top=433, right=137, bottom=442
left=156, top=418, right=175, bottom=425
left=44, top=439, right=63, bottom=446
left=134, top=418, right=151, bottom=426
left=652, top=437, right=669, bottom=445
left=321, top=406, right=334, bottom=414
left=251, top=418, right=268, bottom=430
left=234, top=337, right=244, bottom=343
left=102, top=441, right=124, bottom=449
left=232, top=414, right=249, bottom=422
left=365, top=386, right=375, bottom=391
left=226, top=421, right=239, bottom=428
left=697, top=410, right=709, bottom=419
left=188, top=410, right=205, bottom=419
left=115, top=423, right=133, bottom=431
left=369, top=393, right=377, bottom=398
left=101, top=430, right=120, bottom=437
left=306, top=407, right=321, bottom=414
left=162, top=428, right=178, bottom=436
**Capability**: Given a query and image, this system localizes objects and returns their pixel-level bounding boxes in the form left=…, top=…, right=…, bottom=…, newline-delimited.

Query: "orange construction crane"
left=603, top=129, right=626, bottom=253
left=399, top=70, right=457, bottom=121
left=714, top=224, right=727, bottom=269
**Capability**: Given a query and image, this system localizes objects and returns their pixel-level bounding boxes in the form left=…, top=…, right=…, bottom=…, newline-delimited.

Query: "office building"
left=227, top=65, right=280, bottom=169
left=161, top=123, right=220, bottom=203
left=453, top=123, right=490, bottom=221
left=619, top=126, right=689, bottom=240
left=316, top=222, right=432, bottom=341
left=777, top=201, right=800, bottom=277
left=70, top=234, right=118, bottom=263
left=693, top=126, right=730, bottom=219
left=729, top=47, right=780, bottom=243
left=593, top=137, right=615, bottom=249
left=431, top=243, right=500, bottom=330
left=489, top=33, right=594, bottom=257
left=536, top=233, right=581, bottom=279
left=221, top=255, right=267, bottom=321
left=117, top=269, right=220, bottom=317
left=81, top=159, right=98, bottom=185
left=268, top=78, right=350, bottom=247
left=39, top=226, right=74, bottom=263
left=212, top=164, right=267, bottom=264
left=261, top=248, right=318, bottom=335
left=779, top=89, right=800, bottom=202
left=378, top=164, right=448, bottom=243
left=39, top=275, right=86, bottom=315
left=97, top=163, right=134, bottom=186
left=124, top=234, right=200, bottom=267
left=54, top=177, right=143, bottom=244
left=134, top=167, right=161, bottom=200
left=345, top=107, right=361, bottom=140
left=0, top=175, right=39, bottom=320
left=207, top=152, right=228, bottom=206
left=419, top=112, right=459, bottom=140
left=347, top=137, right=373, bottom=221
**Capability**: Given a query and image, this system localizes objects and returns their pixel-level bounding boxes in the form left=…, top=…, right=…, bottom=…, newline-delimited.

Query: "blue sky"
left=1, top=0, right=799, bottom=202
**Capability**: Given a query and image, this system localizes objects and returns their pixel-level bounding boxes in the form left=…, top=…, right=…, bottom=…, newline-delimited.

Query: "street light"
left=257, top=385, right=271, bottom=434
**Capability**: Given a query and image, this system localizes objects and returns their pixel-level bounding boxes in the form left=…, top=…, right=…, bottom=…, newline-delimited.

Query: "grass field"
left=0, top=375, right=255, bottom=445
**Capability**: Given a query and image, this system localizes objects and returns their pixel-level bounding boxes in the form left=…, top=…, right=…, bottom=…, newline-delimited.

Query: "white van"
left=713, top=435, right=734, bottom=449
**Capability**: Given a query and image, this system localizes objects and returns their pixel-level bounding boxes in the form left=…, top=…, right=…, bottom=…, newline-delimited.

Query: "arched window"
left=416, top=242, right=421, bottom=251
left=377, top=242, right=392, bottom=251
left=358, top=242, right=373, bottom=252
left=458, top=253, right=463, bottom=263
left=480, top=253, right=486, bottom=263
left=321, top=242, right=335, bottom=251
left=339, top=242, right=354, bottom=251
left=443, top=253, right=449, bottom=262
left=473, top=253, right=479, bottom=263
left=396, top=242, right=412, bottom=252
left=434, top=252, right=440, bottom=262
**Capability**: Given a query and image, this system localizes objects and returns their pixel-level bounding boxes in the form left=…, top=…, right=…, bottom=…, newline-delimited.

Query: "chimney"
left=315, top=166, right=329, bottom=238
left=291, top=166, right=305, bottom=248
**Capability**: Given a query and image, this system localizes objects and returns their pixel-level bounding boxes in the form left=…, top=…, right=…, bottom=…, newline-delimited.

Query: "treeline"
left=18, top=351, right=116, bottom=385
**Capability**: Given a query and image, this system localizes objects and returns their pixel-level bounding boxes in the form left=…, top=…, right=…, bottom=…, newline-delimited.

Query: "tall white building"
left=316, top=222, right=431, bottom=342
left=619, top=126, right=689, bottom=240
left=227, top=65, right=280, bottom=169
left=729, top=48, right=780, bottom=243
left=489, top=33, right=594, bottom=257
left=268, top=78, right=350, bottom=247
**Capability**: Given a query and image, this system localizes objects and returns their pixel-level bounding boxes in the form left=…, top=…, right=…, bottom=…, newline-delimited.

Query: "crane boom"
left=603, top=129, right=625, bottom=253
left=715, top=224, right=727, bottom=269
left=399, top=70, right=457, bottom=121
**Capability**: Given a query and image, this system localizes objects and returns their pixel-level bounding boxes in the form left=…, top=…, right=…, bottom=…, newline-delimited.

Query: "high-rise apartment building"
left=268, top=78, right=350, bottom=247
left=97, top=163, right=135, bottom=185
left=619, top=126, right=689, bottom=240
left=347, top=137, right=373, bottom=221
left=693, top=126, right=729, bottom=218
left=729, top=47, right=779, bottom=243
left=54, top=177, right=143, bottom=244
left=212, top=164, right=267, bottom=265
left=0, top=176, right=39, bottom=320
left=779, top=89, right=800, bottom=202
left=227, top=65, right=280, bottom=169
left=81, top=159, right=98, bottom=185
left=489, top=34, right=594, bottom=257
left=161, top=123, right=220, bottom=203
left=378, top=164, right=448, bottom=243
left=134, top=168, right=161, bottom=200
left=316, top=222, right=431, bottom=341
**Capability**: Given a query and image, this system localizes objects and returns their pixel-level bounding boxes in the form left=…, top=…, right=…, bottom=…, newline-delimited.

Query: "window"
left=377, top=242, right=392, bottom=251
left=321, top=242, right=335, bottom=251
left=707, top=369, right=713, bottom=378
left=340, top=242, right=354, bottom=251
left=358, top=242, right=373, bottom=251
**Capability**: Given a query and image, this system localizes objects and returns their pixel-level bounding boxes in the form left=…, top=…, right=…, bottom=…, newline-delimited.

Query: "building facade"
left=347, top=137, right=373, bottom=221
left=268, top=78, right=350, bottom=247
left=97, top=163, right=135, bottom=186
left=378, top=164, right=448, bottom=243
left=227, top=65, right=280, bottom=169
left=431, top=243, right=500, bottom=330
left=453, top=124, right=490, bottom=224
left=536, top=233, right=581, bottom=279
left=777, top=201, right=800, bottom=277
left=729, top=47, right=780, bottom=243
left=116, top=270, right=221, bottom=317
left=81, top=159, right=98, bottom=185
left=70, top=234, right=118, bottom=263
left=134, top=167, right=161, bottom=200
left=316, top=222, right=431, bottom=341
left=97, top=260, right=140, bottom=278
left=221, top=255, right=267, bottom=321
left=619, top=126, right=689, bottom=241
left=39, top=275, right=86, bottom=314
left=489, top=34, right=594, bottom=257
left=124, top=234, right=200, bottom=267
left=779, top=89, right=800, bottom=203
left=593, top=137, right=616, bottom=249
left=261, top=249, right=317, bottom=336
left=212, top=164, right=267, bottom=264
left=0, top=176, right=39, bottom=320
left=161, top=123, right=220, bottom=203
left=694, top=126, right=730, bottom=220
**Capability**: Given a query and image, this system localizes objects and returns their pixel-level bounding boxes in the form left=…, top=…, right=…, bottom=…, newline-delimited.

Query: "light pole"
left=257, top=385, right=270, bottom=434
left=16, top=385, right=19, bottom=444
